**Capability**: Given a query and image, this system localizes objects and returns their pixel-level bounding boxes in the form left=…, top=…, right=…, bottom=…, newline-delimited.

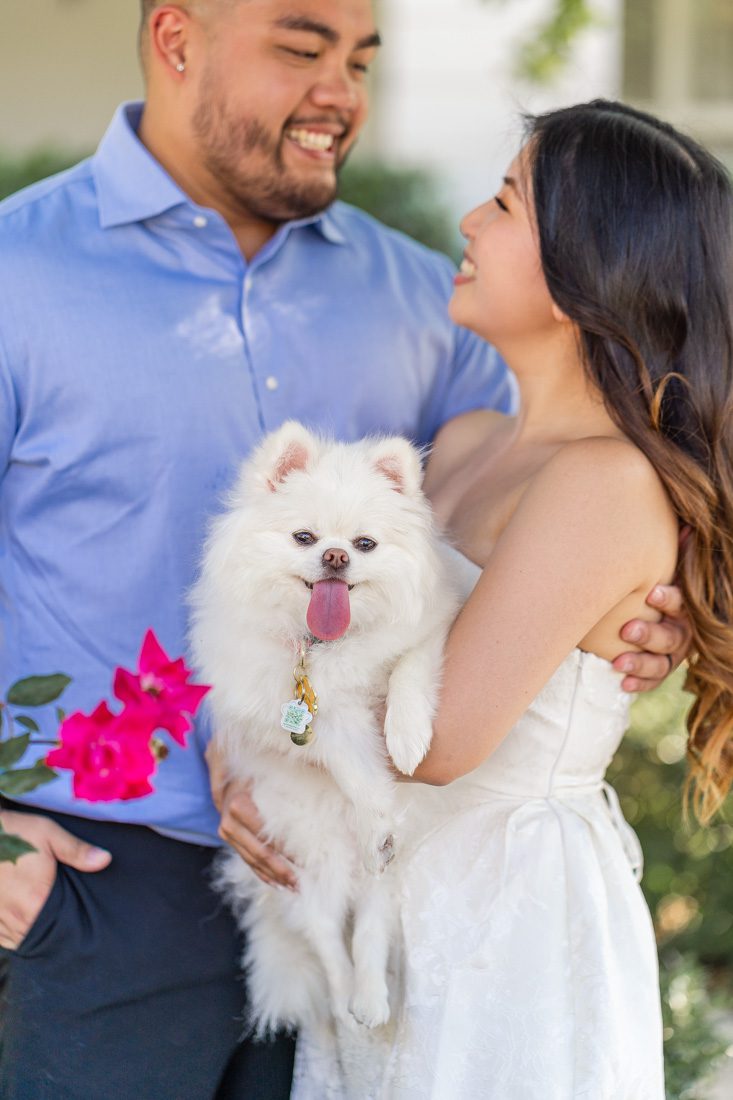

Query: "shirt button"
left=193, top=215, right=208, bottom=228
left=265, top=376, right=279, bottom=392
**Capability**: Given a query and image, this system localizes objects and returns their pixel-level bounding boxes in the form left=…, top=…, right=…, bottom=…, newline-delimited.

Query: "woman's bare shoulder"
left=522, top=435, right=679, bottom=560
left=425, top=409, right=513, bottom=489
left=540, top=435, right=671, bottom=495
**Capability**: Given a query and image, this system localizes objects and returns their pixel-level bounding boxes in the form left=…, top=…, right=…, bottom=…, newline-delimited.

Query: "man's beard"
left=191, top=80, right=349, bottom=223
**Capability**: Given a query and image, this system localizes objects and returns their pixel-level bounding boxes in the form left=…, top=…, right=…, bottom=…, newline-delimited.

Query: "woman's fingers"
left=619, top=618, right=685, bottom=658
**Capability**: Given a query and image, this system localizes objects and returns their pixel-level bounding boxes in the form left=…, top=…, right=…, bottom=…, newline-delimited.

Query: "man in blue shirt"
left=0, top=2, right=685, bottom=1097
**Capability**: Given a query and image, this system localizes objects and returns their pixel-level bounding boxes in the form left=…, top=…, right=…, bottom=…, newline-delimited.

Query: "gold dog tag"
left=282, top=646, right=318, bottom=746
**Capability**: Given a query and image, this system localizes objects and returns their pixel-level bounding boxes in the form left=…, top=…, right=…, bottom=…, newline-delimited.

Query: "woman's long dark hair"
left=525, top=99, right=733, bottom=823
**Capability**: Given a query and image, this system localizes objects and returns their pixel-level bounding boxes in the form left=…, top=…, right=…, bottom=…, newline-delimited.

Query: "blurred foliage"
left=339, top=160, right=457, bottom=257
left=0, top=148, right=83, bottom=202
left=482, top=0, right=598, bottom=82
left=609, top=670, right=733, bottom=969
left=660, top=952, right=731, bottom=1100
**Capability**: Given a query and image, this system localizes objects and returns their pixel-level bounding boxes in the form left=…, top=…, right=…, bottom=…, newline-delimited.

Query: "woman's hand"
left=206, top=742, right=298, bottom=891
left=613, top=583, right=692, bottom=692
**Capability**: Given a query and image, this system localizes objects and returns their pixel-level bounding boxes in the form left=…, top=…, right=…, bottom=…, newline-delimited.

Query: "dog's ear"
left=371, top=437, right=424, bottom=496
left=252, top=421, right=318, bottom=493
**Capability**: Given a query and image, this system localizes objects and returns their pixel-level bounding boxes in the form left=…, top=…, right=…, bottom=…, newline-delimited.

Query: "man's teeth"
left=287, top=129, right=336, bottom=152
left=460, top=258, right=477, bottom=278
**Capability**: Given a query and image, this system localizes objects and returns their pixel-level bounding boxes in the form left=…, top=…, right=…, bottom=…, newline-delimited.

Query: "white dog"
left=190, top=421, right=458, bottom=1037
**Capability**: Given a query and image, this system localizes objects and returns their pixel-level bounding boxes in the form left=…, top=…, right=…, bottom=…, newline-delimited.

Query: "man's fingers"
left=646, top=583, right=684, bottom=616
left=216, top=774, right=298, bottom=888
left=47, top=821, right=111, bottom=872
left=613, top=651, right=674, bottom=685
left=205, top=740, right=230, bottom=811
left=218, top=817, right=298, bottom=890
left=226, top=785, right=266, bottom=836
left=618, top=674, right=667, bottom=694
left=0, top=813, right=69, bottom=947
left=620, top=617, right=685, bottom=658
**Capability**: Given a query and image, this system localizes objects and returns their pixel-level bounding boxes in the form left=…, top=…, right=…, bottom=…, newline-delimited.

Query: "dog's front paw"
left=384, top=696, right=433, bottom=776
left=349, top=981, right=391, bottom=1029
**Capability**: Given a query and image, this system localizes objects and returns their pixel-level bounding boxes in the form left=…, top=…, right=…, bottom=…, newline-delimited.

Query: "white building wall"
left=0, top=0, right=142, bottom=155
left=373, top=0, right=623, bottom=225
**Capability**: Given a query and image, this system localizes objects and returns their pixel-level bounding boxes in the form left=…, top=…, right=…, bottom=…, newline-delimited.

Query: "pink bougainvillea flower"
left=46, top=702, right=158, bottom=802
left=113, top=629, right=211, bottom=746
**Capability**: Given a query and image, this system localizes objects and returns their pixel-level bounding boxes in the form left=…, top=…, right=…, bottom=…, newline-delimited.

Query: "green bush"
left=610, top=678, right=733, bottom=1097
left=609, top=673, right=733, bottom=969
left=0, top=148, right=85, bottom=202
left=660, top=952, right=731, bottom=1100
left=338, top=159, right=457, bottom=257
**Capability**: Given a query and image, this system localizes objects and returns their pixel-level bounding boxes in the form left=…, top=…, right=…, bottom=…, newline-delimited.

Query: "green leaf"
left=55, top=707, right=66, bottom=724
left=15, top=715, right=40, bottom=733
left=7, top=674, right=71, bottom=708
left=0, top=763, right=57, bottom=796
left=0, top=828, right=37, bottom=863
left=0, top=733, right=30, bottom=769
left=0, top=705, right=4, bottom=733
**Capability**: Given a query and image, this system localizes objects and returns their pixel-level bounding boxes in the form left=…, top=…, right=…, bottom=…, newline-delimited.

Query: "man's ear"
left=147, top=5, right=192, bottom=78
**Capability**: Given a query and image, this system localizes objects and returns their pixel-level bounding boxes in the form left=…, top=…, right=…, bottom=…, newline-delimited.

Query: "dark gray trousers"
left=0, top=801, right=294, bottom=1100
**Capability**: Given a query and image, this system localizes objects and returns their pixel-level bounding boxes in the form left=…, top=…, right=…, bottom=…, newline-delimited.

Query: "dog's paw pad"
left=361, top=830, right=397, bottom=875
left=379, top=833, right=395, bottom=867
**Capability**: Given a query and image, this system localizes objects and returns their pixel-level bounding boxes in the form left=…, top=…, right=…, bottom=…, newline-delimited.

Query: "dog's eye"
left=292, top=531, right=317, bottom=546
left=353, top=537, right=377, bottom=553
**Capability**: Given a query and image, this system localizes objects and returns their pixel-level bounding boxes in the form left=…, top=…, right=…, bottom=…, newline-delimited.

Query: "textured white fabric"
left=292, top=548, right=665, bottom=1099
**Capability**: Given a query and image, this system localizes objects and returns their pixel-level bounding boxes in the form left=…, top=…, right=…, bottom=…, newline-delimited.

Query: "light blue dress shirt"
left=0, top=103, right=513, bottom=843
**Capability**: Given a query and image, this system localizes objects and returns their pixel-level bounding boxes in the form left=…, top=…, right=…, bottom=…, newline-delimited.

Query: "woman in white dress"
left=292, top=99, right=733, bottom=1099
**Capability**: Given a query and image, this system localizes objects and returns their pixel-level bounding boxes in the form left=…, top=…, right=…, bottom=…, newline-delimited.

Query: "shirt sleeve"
left=0, top=330, right=18, bottom=481
left=419, top=322, right=518, bottom=446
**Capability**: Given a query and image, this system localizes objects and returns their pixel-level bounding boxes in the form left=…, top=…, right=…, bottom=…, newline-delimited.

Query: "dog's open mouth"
left=303, top=578, right=353, bottom=641
left=303, top=580, right=355, bottom=591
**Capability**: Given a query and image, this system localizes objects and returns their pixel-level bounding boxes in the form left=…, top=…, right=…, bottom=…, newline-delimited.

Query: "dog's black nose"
left=322, top=547, right=350, bottom=571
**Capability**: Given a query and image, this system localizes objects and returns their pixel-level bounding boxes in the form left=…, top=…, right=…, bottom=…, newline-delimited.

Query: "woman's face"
left=448, top=151, right=559, bottom=351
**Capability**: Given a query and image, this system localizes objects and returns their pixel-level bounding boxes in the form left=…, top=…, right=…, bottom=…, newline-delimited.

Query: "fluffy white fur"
left=190, top=421, right=459, bottom=1036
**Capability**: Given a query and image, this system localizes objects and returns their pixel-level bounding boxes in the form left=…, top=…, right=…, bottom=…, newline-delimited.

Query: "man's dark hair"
left=139, top=0, right=239, bottom=55
left=140, top=1, right=158, bottom=32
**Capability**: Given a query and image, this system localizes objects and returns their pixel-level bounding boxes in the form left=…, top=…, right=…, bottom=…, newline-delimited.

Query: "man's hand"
left=613, top=583, right=692, bottom=692
left=0, top=810, right=111, bottom=950
left=206, top=742, right=298, bottom=891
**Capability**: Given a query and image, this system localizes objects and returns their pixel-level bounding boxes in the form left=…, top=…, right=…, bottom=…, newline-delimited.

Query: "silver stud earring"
left=176, top=62, right=185, bottom=73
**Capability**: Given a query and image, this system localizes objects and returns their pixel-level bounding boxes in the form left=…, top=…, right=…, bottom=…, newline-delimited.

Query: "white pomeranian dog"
left=190, top=420, right=459, bottom=1037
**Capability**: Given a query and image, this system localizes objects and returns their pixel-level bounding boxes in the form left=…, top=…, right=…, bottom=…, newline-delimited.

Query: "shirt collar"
left=93, top=103, right=188, bottom=229
left=93, top=101, right=347, bottom=245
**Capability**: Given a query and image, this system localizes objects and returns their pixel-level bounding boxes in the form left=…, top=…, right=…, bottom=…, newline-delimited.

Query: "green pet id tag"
left=281, top=699, right=311, bottom=735
left=281, top=644, right=318, bottom=746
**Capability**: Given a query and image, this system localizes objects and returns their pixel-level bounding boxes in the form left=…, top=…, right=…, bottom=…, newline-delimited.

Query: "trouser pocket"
left=9, top=867, right=65, bottom=959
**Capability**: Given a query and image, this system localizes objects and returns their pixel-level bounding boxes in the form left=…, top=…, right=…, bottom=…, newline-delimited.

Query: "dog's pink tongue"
left=306, top=579, right=351, bottom=641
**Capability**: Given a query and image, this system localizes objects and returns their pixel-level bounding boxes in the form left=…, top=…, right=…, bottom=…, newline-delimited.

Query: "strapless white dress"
left=292, top=549, right=665, bottom=1099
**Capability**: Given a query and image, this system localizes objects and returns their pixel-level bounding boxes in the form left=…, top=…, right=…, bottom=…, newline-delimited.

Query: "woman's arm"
left=413, top=437, right=678, bottom=785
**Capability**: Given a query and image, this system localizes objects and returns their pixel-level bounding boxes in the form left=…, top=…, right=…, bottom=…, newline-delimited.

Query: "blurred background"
left=2, top=2, right=732, bottom=1096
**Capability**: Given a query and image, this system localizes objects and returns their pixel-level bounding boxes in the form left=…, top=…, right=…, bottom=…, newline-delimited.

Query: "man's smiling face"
left=190, top=0, right=380, bottom=222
